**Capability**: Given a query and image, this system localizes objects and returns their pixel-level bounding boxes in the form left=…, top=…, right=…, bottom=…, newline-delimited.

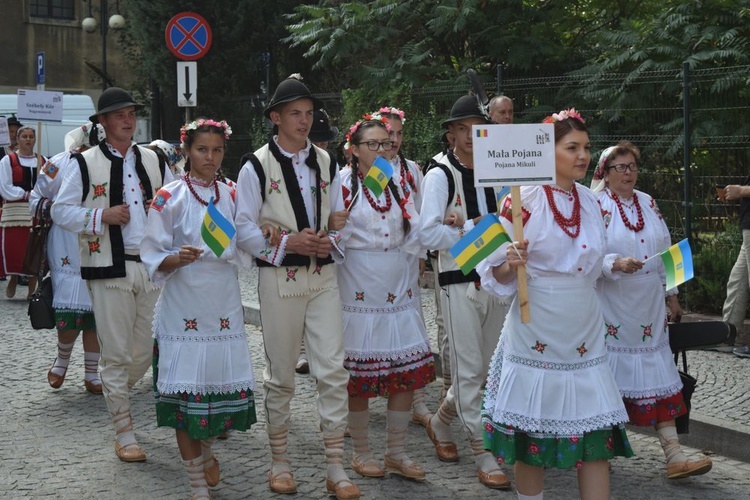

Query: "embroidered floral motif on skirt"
left=54, top=309, right=96, bottom=331
left=345, top=351, right=436, bottom=398
left=623, top=391, right=686, bottom=427
left=152, top=341, right=257, bottom=440
left=482, top=418, right=634, bottom=468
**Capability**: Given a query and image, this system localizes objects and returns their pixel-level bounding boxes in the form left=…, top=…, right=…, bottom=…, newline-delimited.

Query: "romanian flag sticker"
left=476, top=128, right=489, bottom=138
left=362, top=156, right=394, bottom=198
left=659, top=238, right=694, bottom=290
left=449, top=213, right=511, bottom=275
left=201, top=197, right=236, bottom=257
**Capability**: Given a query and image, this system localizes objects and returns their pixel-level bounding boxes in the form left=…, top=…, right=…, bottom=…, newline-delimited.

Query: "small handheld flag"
left=362, top=156, right=394, bottom=198
left=201, top=197, right=236, bottom=257
left=449, top=213, right=512, bottom=275
left=659, top=238, right=694, bottom=289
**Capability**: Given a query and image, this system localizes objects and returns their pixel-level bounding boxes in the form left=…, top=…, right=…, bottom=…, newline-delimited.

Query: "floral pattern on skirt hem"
left=624, top=391, right=686, bottom=427
left=482, top=419, right=634, bottom=468
left=346, top=352, right=436, bottom=398
left=153, top=341, right=257, bottom=440
left=54, top=309, right=96, bottom=331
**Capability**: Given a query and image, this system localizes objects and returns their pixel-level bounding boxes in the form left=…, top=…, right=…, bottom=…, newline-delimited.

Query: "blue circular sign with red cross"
left=165, top=12, right=212, bottom=61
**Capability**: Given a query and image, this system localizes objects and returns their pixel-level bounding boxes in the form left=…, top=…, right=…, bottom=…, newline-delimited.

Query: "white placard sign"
left=472, top=123, right=556, bottom=187
left=17, top=89, right=64, bottom=122
left=0, top=117, right=9, bottom=147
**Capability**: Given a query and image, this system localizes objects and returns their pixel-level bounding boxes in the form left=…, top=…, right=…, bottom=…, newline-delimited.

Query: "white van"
left=0, top=93, right=96, bottom=157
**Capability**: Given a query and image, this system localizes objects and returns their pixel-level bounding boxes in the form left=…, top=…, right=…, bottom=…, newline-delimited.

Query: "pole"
left=511, top=185, right=530, bottom=322
left=100, top=0, right=108, bottom=90
left=496, top=63, right=503, bottom=96
left=682, top=61, right=692, bottom=245
left=150, top=78, right=160, bottom=140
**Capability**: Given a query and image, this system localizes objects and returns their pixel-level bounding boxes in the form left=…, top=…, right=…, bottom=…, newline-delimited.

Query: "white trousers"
left=723, top=229, right=750, bottom=344
left=87, top=260, right=158, bottom=418
left=441, top=282, right=508, bottom=439
left=258, top=266, right=349, bottom=435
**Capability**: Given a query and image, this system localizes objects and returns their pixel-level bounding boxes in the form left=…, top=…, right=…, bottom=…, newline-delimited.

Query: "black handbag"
left=22, top=198, right=51, bottom=277
left=28, top=275, right=55, bottom=330
left=674, top=350, right=696, bottom=434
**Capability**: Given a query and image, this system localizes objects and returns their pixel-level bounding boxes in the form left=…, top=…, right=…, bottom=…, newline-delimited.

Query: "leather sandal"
left=384, top=455, right=426, bottom=481
left=411, top=411, right=432, bottom=427
left=114, top=440, right=147, bottom=462
left=666, top=458, right=713, bottom=479
left=325, top=478, right=360, bottom=500
left=477, top=468, right=512, bottom=489
left=268, top=468, right=297, bottom=494
left=426, top=419, right=459, bottom=462
left=84, top=379, right=103, bottom=394
left=47, top=361, right=67, bottom=389
left=351, top=455, right=385, bottom=478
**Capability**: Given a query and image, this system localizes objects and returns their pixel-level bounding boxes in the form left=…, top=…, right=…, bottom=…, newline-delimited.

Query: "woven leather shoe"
left=426, top=419, right=458, bottom=462
left=477, top=469, right=512, bottom=489
left=384, top=455, right=426, bottom=481
left=114, top=440, right=147, bottom=462
left=268, top=469, right=297, bottom=494
left=351, top=455, right=385, bottom=478
left=325, top=478, right=360, bottom=500
left=666, top=458, right=712, bottom=479
left=84, top=379, right=103, bottom=394
left=47, top=362, right=67, bottom=389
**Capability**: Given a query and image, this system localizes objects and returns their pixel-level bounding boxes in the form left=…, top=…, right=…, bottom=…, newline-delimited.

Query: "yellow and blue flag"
left=659, top=238, right=694, bottom=289
left=201, top=197, right=236, bottom=257
left=362, top=156, right=394, bottom=198
left=449, top=213, right=512, bottom=275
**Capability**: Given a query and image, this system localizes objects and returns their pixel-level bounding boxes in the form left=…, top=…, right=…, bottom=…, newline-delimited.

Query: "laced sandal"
left=47, top=361, right=68, bottom=389
left=384, top=455, right=426, bottom=481
left=84, top=378, right=103, bottom=394
left=204, top=457, right=220, bottom=487
left=325, top=477, right=360, bottom=500
left=426, top=419, right=458, bottom=462
left=477, top=468, right=512, bottom=489
left=351, top=455, right=385, bottom=478
left=268, top=462, right=296, bottom=494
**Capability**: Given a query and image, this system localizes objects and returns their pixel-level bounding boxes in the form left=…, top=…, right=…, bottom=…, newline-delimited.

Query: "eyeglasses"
left=357, top=140, right=394, bottom=151
left=608, top=163, right=639, bottom=173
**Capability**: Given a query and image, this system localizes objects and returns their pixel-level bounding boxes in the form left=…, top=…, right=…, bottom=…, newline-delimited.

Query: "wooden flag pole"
left=511, top=185, right=531, bottom=322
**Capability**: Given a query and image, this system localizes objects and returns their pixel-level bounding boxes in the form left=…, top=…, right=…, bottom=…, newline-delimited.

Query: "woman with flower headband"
left=592, top=141, right=712, bottom=480
left=477, top=109, right=633, bottom=500
left=338, top=115, right=435, bottom=482
left=376, top=105, right=432, bottom=426
left=141, top=118, right=258, bottom=499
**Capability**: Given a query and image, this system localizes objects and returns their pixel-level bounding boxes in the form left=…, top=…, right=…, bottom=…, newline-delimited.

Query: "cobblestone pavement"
left=3, top=272, right=750, bottom=499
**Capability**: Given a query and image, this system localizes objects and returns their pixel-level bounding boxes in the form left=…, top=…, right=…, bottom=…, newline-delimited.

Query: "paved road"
left=2, top=273, right=750, bottom=499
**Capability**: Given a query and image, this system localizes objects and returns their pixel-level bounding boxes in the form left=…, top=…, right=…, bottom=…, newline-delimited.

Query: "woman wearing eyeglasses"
left=592, top=140, right=712, bottom=479
left=337, top=115, right=435, bottom=482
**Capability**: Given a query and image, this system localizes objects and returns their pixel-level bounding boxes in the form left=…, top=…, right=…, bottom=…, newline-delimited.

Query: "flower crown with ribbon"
left=180, top=119, right=232, bottom=144
left=542, top=108, right=585, bottom=124
left=377, top=106, right=406, bottom=124
left=344, top=113, right=391, bottom=151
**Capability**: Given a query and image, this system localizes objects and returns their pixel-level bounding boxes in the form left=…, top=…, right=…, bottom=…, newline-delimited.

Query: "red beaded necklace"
left=184, top=174, right=220, bottom=206
left=610, top=189, right=644, bottom=232
left=397, top=155, right=415, bottom=198
left=357, top=170, right=392, bottom=213
left=543, top=184, right=581, bottom=238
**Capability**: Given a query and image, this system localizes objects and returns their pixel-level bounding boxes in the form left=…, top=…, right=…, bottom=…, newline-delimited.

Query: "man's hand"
left=286, top=228, right=320, bottom=256
left=444, top=211, right=464, bottom=228
left=101, top=204, right=130, bottom=225
left=315, top=230, right=332, bottom=258
left=261, top=224, right=281, bottom=246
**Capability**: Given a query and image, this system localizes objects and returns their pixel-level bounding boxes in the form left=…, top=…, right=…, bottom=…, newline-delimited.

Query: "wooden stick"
left=345, top=188, right=361, bottom=212
left=511, top=185, right=531, bottom=323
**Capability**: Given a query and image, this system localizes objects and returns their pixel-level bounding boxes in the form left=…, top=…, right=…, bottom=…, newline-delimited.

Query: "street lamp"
left=82, top=0, right=126, bottom=90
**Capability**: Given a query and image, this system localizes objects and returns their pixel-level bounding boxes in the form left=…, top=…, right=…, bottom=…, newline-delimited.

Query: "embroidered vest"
left=250, top=142, right=337, bottom=297
left=75, top=143, right=165, bottom=280
left=9, top=152, right=39, bottom=190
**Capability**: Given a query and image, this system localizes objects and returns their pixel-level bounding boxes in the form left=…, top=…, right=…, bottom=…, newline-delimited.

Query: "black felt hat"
left=264, top=77, right=323, bottom=119
left=441, top=95, right=490, bottom=129
left=6, top=114, right=22, bottom=128
left=89, top=87, right=144, bottom=123
left=309, top=109, right=339, bottom=143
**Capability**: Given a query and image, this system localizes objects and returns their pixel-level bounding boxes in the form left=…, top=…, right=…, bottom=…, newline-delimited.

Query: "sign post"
left=473, top=123, right=556, bottom=322
left=166, top=12, right=212, bottom=122
left=36, top=51, right=45, bottom=91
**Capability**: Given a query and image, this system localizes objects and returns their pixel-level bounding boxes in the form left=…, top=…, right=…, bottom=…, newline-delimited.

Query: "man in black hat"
left=418, top=94, right=511, bottom=489
left=52, top=87, right=171, bottom=463
left=235, top=76, right=358, bottom=499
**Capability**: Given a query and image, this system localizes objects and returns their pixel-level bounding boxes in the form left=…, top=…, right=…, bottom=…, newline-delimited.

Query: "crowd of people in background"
left=6, top=73, right=748, bottom=499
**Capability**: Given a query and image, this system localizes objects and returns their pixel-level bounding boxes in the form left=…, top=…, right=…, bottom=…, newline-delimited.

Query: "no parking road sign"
left=165, top=12, right=212, bottom=61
